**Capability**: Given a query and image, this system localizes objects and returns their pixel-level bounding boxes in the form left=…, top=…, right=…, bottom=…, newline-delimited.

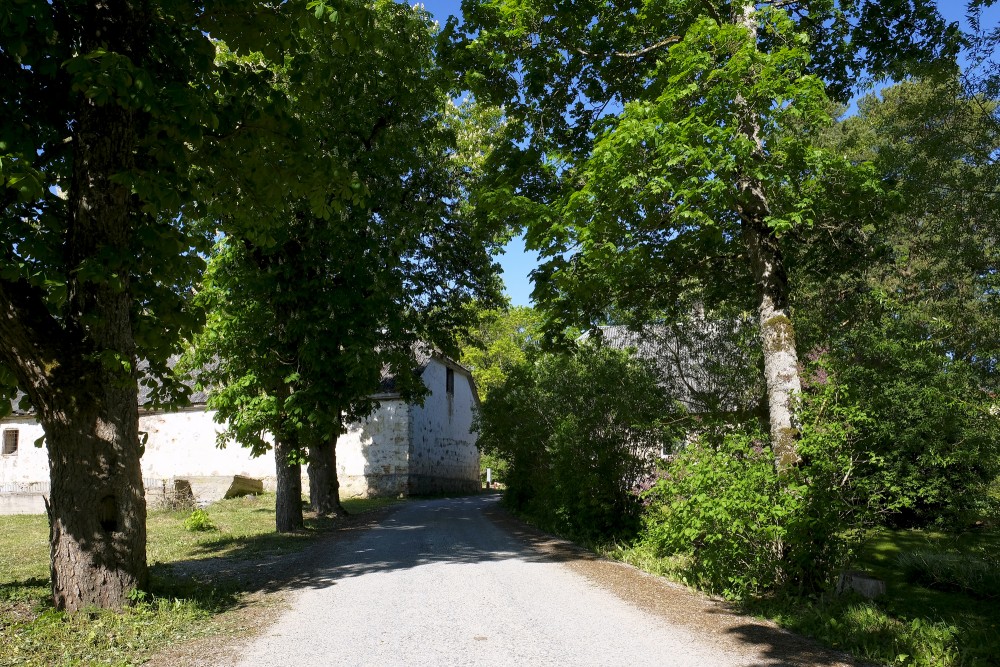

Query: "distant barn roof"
left=579, top=317, right=762, bottom=415
left=8, top=345, right=473, bottom=416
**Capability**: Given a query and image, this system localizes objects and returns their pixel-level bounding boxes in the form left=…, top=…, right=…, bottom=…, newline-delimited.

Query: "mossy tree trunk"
left=733, top=1, right=803, bottom=472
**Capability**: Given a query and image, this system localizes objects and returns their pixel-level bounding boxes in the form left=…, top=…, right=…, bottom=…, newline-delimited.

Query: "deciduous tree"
left=0, top=0, right=295, bottom=610
left=452, top=0, right=957, bottom=472
left=793, top=77, right=1000, bottom=524
left=191, top=0, right=503, bottom=530
left=459, top=304, right=544, bottom=400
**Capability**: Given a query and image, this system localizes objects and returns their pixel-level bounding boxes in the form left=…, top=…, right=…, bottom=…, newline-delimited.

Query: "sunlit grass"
left=0, top=493, right=400, bottom=667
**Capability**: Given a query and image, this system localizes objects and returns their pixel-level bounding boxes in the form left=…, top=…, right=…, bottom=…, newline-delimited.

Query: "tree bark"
left=274, top=437, right=304, bottom=532
left=733, top=2, right=803, bottom=472
left=307, top=435, right=348, bottom=517
left=743, top=221, right=803, bottom=471
left=43, top=392, right=148, bottom=612
left=12, top=0, right=151, bottom=611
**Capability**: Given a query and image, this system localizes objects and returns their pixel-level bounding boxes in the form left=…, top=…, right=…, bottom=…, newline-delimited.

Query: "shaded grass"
left=0, top=493, right=400, bottom=667
left=897, top=550, right=1000, bottom=600
left=146, top=494, right=397, bottom=566
left=609, top=528, right=1000, bottom=666
left=706, top=528, right=999, bottom=666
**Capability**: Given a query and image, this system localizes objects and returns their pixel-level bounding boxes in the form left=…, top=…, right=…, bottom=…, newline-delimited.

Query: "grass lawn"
left=610, top=526, right=1000, bottom=665
left=0, top=494, right=399, bottom=667
left=740, top=528, right=1000, bottom=667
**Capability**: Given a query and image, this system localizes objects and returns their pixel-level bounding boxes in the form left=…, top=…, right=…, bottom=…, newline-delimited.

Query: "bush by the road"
left=476, top=344, right=678, bottom=542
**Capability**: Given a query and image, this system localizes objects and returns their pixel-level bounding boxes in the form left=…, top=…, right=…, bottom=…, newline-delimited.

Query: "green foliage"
left=452, top=0, right=940, bottom=336
left=639, top=362, right=876, bottom=599
left=746, top=527, right=1000, bottom=666
left=762, top=596, right=963, bottom=667
left=794, top=78, right=1000, bottom=528
left=459, top=304, right=544, bottom=400
left=614, top=523, right=1000, bottom=665
left=897, top=550, right=1000, bottom=600
left=190, top=0, right=503, bottom=466
left=183, top=509, right=216, bottom=532
left=477, top=343, right=677, bottom=542
left=641, top=430, right=848, bottom=599
left=479, top=451, right=508, bottom=485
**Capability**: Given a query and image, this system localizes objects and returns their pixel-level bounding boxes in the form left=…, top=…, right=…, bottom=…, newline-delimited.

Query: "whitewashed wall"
left=0, top=354, right=482, bottom=511
left=408, top=359, right=480, bottom=494
left=141, top=408, right=274, bottom=480
left=0, top=417, right=47, bottom=487
left=337, top=399, right=411, bottom=497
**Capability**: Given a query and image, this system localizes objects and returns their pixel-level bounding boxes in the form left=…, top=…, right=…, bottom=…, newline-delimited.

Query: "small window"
left=2, top=429, right=18, bottom=456
left=446, top=368, right=455, bottom=395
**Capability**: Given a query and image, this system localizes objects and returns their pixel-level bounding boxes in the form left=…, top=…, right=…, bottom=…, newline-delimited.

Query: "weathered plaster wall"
left=408, top=360, right=480, bottom=494
left=337, top=399, right=410, bottom=498
left=0, top=356, right=481, bottom=511
left=0, top=409, right=278, bottom=512
left=0, top=418, right=48, bottom=513
left=0, top=418, right=47, bottom=486
left=140, top=408, right=274, bottom=480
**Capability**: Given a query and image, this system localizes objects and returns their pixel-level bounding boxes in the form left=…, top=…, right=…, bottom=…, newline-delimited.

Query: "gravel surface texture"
left=219, top=494, right=856, bottom=667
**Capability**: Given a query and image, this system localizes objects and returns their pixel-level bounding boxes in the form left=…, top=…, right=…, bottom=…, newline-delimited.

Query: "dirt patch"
left=483, top=501, right=860, bottom=667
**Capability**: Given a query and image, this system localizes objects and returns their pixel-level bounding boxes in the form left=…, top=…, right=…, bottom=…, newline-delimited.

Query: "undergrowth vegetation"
left=0, top=493, right=397, bottom=667
left=479, top=335, right=1000, bottom=665
left=476, top=344, right=678, bottom=543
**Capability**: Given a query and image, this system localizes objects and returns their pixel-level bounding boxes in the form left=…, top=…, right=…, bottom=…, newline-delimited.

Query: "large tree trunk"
left=43, top=384, right=147, bottom=611
left=308, top=436, right=348, bottom=517
left=733, top=2, right=803, bottom=473
left=37, top=0, right=149, bottom=611
left=274, top=437, right=304, bottom=532
left=743, top=221, right=802, bottom=471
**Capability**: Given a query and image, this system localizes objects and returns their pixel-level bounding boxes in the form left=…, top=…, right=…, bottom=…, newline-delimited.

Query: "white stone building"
left=0, top=353, right=481, bottom=514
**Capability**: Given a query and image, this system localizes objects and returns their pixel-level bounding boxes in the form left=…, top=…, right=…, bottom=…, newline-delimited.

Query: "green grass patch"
left=0, top=493, right=400, bottom=667
left=897, top=550, right=1000, bottom=600
left=755, top=527, right=1000, bottom=666
left=610, top=527, right=1000, bottom=666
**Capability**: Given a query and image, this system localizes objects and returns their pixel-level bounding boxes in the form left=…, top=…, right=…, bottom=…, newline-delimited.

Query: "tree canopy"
left=449, top=0, right=950, bottom=469
left=190, top=0, right=504, bottom=531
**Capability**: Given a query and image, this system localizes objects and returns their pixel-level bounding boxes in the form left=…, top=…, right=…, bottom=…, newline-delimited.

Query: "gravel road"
left=230, top=495, right=855, bottom=667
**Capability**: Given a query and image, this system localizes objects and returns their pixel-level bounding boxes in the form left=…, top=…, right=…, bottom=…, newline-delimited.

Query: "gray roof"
left=7, top=355, right=206, bottom=416
left=579, top=317, right=763, bottom=415
left=9, top=345, right=471, bottom=416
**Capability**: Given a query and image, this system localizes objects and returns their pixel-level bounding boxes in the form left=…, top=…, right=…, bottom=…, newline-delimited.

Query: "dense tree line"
left=457, top=0, right=1000, bottom=598
left=2, top=0, right=998, bottom=613
left=0, top=0, right=502, bottom=609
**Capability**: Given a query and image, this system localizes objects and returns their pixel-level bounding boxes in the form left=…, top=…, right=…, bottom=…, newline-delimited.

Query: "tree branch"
left=572, top=35, right=681, bottom=59
left=0, top=274, right=71, bottom=415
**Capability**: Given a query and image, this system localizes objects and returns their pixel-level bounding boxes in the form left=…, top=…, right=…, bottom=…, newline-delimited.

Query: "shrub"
left=641, top=431, right=828, bottom=598
left=639, top=367, right=867, bottom=600
left=476, top=344, right=679, bottom=542
left=183, top=509, right=216, bottom=532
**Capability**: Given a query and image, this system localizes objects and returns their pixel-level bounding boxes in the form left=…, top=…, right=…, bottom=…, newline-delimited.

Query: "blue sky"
left=418, top=0, right=997, bottom=307
left=420, top=0, right=541, bottom=307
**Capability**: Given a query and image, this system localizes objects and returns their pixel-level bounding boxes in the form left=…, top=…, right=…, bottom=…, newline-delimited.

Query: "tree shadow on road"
left=160, top=494, right=859, bottom=666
